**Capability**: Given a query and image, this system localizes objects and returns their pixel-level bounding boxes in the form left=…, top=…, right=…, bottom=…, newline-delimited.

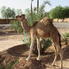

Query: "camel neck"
left=21, top=19, right=30, bottom=32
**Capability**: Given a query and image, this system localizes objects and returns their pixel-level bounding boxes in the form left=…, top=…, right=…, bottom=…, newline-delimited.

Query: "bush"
left=33, top=38, right=52, bottom=55
left=49, top=6, right=69, bottom=19
left=0, top=64, right=4, bottom=69
left=63, top=33, right=69, bottom=38
left=0, top=59, right=19, bottom=69
left=63, top=33, right=69, bottom=45
left=10, top=20, right=23, bottom=34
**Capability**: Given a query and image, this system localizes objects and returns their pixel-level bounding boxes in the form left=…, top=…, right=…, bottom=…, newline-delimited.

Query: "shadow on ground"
left=0, top=44, right=69, bottom=69
left=7, top=44, right=29, bottom=57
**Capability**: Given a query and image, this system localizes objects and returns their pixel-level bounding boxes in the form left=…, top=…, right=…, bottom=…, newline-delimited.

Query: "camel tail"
left=59, top=33, right=62, bottom=48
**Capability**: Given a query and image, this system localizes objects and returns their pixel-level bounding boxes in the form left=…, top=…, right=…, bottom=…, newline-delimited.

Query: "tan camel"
left=16, top=14, right=63, bottom=69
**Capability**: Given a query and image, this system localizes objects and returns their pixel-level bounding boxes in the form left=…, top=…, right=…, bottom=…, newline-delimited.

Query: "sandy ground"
left=0, top=27, right=69, bottom=69
left=0, top=39, right=23, bottom=51
left=0, top=35, right=69, bottom=69
left=0, top=28, right=69, bottom=52
left=0, top=34, right=24, bottom=51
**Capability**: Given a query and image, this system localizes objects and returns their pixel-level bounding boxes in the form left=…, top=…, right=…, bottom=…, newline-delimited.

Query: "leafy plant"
left=33, top=38, right=52, bottom=55
left=0, top=59, right=19, bottom=69
left=49, top=6, right=69, bottom=19
left=1, top=6, right=16, bottom=19
left=62, top=33, right=69, bottom=45
left=63, top=33, right=69, bottom=38
left=25, top=0, right=51, bottom=26
left=0, top=64, right=4, bottom=69
left=10, top=20, right=23, bottom=34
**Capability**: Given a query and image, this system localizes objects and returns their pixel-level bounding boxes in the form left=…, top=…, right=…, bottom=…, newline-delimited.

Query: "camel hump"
left=32, top=17, right=53, bottom=27
left=40, top=17, right=53, bottom=24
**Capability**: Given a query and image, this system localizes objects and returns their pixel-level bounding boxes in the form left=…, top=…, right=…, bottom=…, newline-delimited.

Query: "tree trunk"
left=37, top=0, right=39, bottom=14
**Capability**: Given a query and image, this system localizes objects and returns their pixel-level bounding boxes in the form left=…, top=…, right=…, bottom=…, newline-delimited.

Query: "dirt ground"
left=0, top=28, right=69, bottom=69
left=0, top=43, right=69, bottom=69
left=0, top=34, right=24, bottom=51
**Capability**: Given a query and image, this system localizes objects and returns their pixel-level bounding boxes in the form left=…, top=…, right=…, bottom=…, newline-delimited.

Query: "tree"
left=37, top=0, right=39, bottom=14
left=25, top=0, right=51, bottom=26
left=1, top=6, right=16, bottom=19
left=63, top=7, right=69, bottom=18
left=1, top=6, right=6, bottom=18
left=16, top=9, right=23, bottom=15
left=49, top=6, right=69, bottom=19
left=49, top=6, right=63, bottom=19
left=30, top=0, right=34, bottom=23
left=29, top=0, right=51, bottom=25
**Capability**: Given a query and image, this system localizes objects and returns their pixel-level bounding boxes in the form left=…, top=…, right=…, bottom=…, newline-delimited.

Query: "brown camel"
left=16, top=14, right=63, bottom=69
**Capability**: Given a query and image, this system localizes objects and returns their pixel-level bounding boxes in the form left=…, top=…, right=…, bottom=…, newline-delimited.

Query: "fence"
left=0, top=19, right=16, bottom=24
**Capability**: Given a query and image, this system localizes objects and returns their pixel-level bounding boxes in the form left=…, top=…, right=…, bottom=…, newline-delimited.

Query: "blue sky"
left=0, top=0, right=69, bottom=13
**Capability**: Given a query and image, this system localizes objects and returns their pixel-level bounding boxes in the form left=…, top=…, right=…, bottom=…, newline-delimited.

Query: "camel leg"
left=59, top=49, right=63, bottom=69
left=52, top=47, right=58, bottom=65
left=26, top=38, right=35, bottom=61
left=52, top=44, right=60, bottom=65
left=52, top=43, right=63, bottom=69
left=36, top=38, right=41, bottom=60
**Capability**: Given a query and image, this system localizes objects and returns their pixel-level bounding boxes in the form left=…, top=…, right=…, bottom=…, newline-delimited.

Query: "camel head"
left=16, top=14, right=26, bottom=22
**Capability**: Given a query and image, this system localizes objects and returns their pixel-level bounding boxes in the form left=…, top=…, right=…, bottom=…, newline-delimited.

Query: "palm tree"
left=37, top=0, right=39, bottom=14
left=31, top=0, right=34, bottom=23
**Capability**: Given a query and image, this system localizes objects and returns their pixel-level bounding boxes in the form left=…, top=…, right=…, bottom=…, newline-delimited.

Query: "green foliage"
left=40, top=39, right=52, bottom=51
left=16, top=9, right=23, bottom=15
left=1, top=6, right=16, bottom=19
left=49, top=6, right=69, bottom=19
left=0, top=64, right=4, bottom=69
left=0, top=59, right=19, bottom=69
left=25, top=1, right=50, bottom=26
left=5, top=61, right=15, bottom=69
left=33, top=38, right=52, bottom=54
left=63, top=33, right=69, bottom=38
left=10, top=20, right=23, bottom=33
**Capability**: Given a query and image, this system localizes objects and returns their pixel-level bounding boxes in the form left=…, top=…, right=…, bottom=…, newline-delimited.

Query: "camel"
left=16, top=14, right=63, bottom=69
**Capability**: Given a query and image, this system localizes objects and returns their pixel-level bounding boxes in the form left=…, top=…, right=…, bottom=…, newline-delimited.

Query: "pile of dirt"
left=0, top=43, right=69, bottom=69
left=0, top=44, right=50, bottom=69
left=0, top=44, right=46, bottom=69
left=13, top=59, right=45, bottom=69
left=0, top=44, right=29, bottom=69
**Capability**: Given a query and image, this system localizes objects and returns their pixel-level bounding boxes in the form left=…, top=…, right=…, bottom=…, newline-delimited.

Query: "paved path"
left=0, top=39, right=23, bottom=51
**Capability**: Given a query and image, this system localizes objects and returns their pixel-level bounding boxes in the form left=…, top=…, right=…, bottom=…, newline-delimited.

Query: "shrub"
left=33, top=38, right=52, bottom=55
left=63, top=33, right=69, bottom=38
left=0, top=59, right=19, bottom=69
left=63, top=33, right=69, bottom=45
left=0, top=64, right=4, bottom=69
left=10, top=20, right=23, bottom=34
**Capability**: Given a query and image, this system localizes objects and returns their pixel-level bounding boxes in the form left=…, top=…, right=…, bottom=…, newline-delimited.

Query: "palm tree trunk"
left=31, top=0, right=33, bottom=23
left=37, top=0, right=39, bottom=14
